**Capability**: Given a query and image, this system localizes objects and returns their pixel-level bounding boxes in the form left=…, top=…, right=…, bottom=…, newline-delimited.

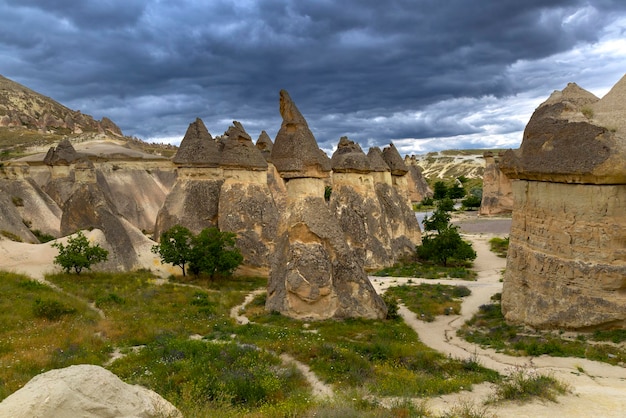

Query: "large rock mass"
left=266, top=92, right=387, bottom=320
left=479, top=151, right=513, bottom=216
left=154, top=118, right=223, bottom=237
left=0, top=365, right=181, bottom=418
left=499, top=76, right=626, bottom=330
left=217, top=121, right=279, bottom=276
left=330, top=137, right=390, bottom=270
left=374, top=145, right=422, bottom=255
left=0, top=74, right=122, bottom=135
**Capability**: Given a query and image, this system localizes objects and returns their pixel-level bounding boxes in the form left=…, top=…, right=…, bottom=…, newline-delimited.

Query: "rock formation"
left=404, top=156, right=433, bottom=203
left=256, top=130, right=274, bottom=161
left=0, top=364, right=181, bottom=418
left=373, top=145, right=422, bottom=256
left=154, top=118, right=223, bottom=237
left=217, top=121, right=279, bottom=275
left=0, top=74, right=122, bottom=135
left=500, top=78, right=626, bottom=330
left=266, top=90, right=387, bottom=320
left=0, top=161, right=62, bottom=241
left=479, top=151, right=513, bottom=216
left=329, top=137, right=395, bottom=270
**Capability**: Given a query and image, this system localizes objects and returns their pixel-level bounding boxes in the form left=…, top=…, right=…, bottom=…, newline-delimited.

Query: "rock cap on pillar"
left=256, top=130, right=274, bottom=162
left=382, top=143, right=408, bottom=176
left=219, top=121, right=268, bottom=170
left=173, top=118, right=220, bottom=167
left=367, top=147, right=391, bottom=172
left=270, top=90, right=331, bottom=179
left=331, top=136, right=372, bottom=173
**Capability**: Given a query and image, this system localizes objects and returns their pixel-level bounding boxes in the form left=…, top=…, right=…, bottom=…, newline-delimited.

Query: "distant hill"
left=0, top=74, right=176, bottom=160
left=408, top=149, right=507, bottom=181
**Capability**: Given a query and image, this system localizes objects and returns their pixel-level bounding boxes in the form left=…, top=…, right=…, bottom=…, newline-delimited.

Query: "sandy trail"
left=372, top=233, right=626, bottom=417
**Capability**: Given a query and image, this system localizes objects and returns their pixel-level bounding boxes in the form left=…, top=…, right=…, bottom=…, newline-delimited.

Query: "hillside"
left=408, top=149, right=506, bottom=180
left=0, top=74, right=176, bottom=160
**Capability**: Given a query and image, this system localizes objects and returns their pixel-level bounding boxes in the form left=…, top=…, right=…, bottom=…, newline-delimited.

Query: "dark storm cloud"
left=1, top=0, right=625, bottom=153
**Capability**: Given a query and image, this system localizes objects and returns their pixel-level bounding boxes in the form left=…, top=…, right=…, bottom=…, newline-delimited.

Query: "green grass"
left=374, top=262, right=477, bottom=280
left=2, top=269, right=501, bottom=416
left=237, top=293, right=498, bottom=398
left=385, top=283, right=472, bottom=322
left=0, top=272, right=108, bottom=400
left=458, top=297, right=626, bottom=366
left=488, top=237, right=509, bottom=258
left=489, top=367, right=569, bottom=404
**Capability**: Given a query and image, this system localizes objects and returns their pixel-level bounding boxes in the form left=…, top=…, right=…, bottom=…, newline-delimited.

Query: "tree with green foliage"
left=188, top=227, right=243, bottom=279
left=461, top=194, right=482, bottom=209
left=52, top=231, right=109, bottom=274
left=416, top=202, right=476, bottom=267
left=152, top=224, right=194, bottom=276
left=433, top=181, right=448, bottom=199
left=447, top=183, right=466, bottom=199
left=152, top=225, right=243, bottom=279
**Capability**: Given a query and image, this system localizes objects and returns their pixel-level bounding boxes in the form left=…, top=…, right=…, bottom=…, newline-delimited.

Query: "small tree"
left=447, top=183, right=466, bottom=199
left=152, top=224, right=194, bottom=276
left=52, top=231, right=109, bottom=274
left=416, top=201, right=476, bottom=266
left=433, top=181, right=448, bottom=200
left=189, top=227, right=243, bottom=279
left=152, top=225, right=243, bottom=279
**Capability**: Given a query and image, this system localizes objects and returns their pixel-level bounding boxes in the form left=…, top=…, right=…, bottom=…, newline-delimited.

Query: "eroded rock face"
left=266, top=91, right=386, bottom=320
left=330, top=137, right=394, bottom=270
left=479, top=152, right=513, bottom=216
left=500, top=78, right=626, bottom=330
left=267, top=183, right=387, bottom=320
left=0, top=365, right=181, bottom=418
left=217, top=122, right=278, bottom=275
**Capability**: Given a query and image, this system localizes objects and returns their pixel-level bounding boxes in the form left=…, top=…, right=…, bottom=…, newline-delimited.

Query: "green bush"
left=382, top=293, right=400, bottom=320
left=52, top=231, right=109, bottom=274
left=33, top=298, right=76, bottom=320
left=417, top=201, right=476, bottom=267
left=152, top=225, right=243, bottom=279
left=462, top=194, right=482, bottom=209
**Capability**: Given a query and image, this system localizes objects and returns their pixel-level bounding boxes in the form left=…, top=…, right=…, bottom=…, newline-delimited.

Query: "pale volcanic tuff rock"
left=404, top=156, right=433, bottom=203
left=378, top=143, right=422, bottom=254
left=0, top=170, right=62, bottom=239
left=500, top=77, right=626, bottom=330
left=60, top=160, right=143, bottom=271
left=266, top=91, right=386, bottom=320
left=217, top=122, right=278, bottom=275
left=270, top=90, right=331, bottom=179
left=0, top=365, right=181, bottom=418
left=479, top=151, right=512, bottom=216
left=330, top=137, right=395, bottom=270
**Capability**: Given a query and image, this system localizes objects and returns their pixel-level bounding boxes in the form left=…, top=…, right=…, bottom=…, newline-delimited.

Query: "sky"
left=1, top=0, right=625, bottom=156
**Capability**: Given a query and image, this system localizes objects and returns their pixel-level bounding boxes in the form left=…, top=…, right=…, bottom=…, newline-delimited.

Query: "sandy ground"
left=371, top=224, right=626, bottom=417
left=2, top=217, right=625, bottom=416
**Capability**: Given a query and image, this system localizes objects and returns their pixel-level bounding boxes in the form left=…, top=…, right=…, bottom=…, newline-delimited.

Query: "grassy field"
left=458, top=294, right=626, bottom=366
left=0, top=270, right=503, bottom=417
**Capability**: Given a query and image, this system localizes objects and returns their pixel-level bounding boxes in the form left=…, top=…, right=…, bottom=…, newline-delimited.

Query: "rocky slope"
left=408, top=149, right=500, bottom=180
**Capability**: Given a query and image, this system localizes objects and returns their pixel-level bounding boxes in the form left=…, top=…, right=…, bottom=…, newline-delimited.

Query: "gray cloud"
left=1, top=0, right=625, bottom=154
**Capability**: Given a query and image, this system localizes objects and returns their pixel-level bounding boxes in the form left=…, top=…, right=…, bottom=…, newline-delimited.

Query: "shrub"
left=491, top=367, right=569, bottom=403
left=488, top=237, right=509, bottom=258
left=11, top=196, right=23, bottom=207
left=52, top=231, right=109, bottom=274
left=382, top=293, right=400, bottom=320
left=32, top=229, right=56, bottom=243
left=462, top=194, right=482, bottom=209
left=153, top=225, right=243, bottom=279
left=433, top=181, right=448, bottom=199
left=0, top=230, right=22, bottom=242
left=151, top=225, right=194, bottom=276
left=417, top=200, right=476, bottom=267
left=33, top=298, right=76, bottom=320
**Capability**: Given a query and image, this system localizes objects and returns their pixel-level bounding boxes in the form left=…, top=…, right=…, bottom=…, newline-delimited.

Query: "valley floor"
left=0, top=215, right=625, bottom=417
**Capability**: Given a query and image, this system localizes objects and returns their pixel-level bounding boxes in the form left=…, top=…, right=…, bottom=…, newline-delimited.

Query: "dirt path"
left=372, top=234, right=626, bottom=417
